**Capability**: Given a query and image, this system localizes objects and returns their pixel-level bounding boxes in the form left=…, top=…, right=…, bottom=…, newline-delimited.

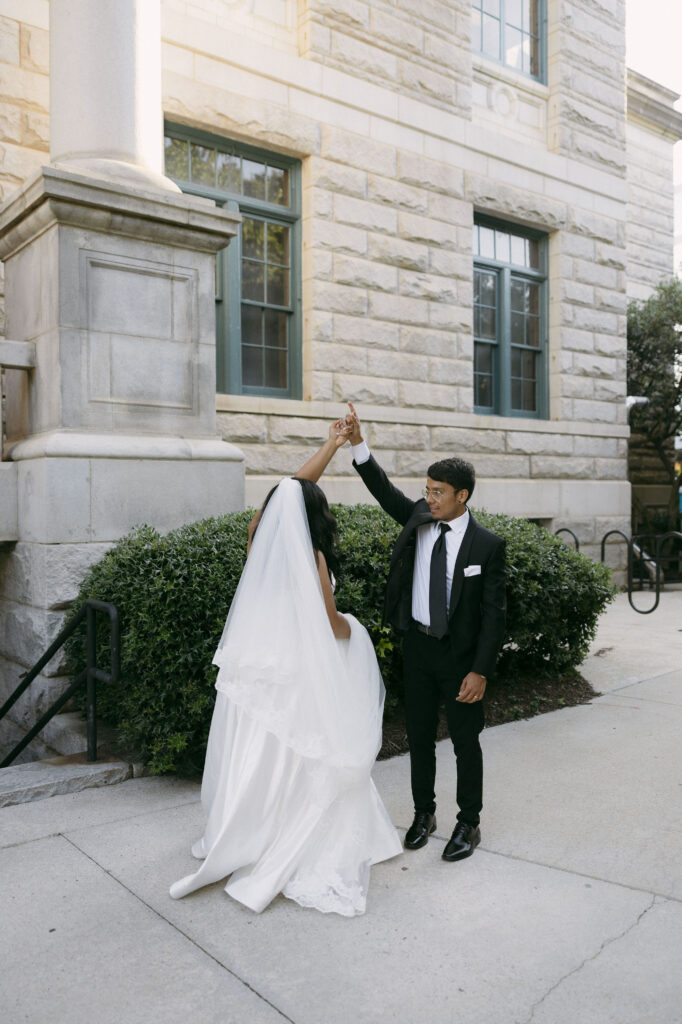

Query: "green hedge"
left=66, top=505, right=615, bottom=774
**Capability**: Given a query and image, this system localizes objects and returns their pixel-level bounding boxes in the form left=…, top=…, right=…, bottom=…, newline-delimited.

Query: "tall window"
left=473, top=219, right=548, bottom=418
left=165, top=127, right=301, bottom=397
left=472, top=0, right=544, bottom=82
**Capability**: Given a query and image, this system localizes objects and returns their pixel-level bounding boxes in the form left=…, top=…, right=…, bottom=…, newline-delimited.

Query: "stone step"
left=40, top=711, right=120, bottom=756
left=0, top=714, right=62, bottom=765
left=1, top=711, right=128, bottom=765
left=0, top=753, right=139, bottom=808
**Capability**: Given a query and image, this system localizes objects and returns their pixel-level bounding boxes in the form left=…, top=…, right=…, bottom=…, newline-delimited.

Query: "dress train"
left=170, top=616, right=401, bottom=916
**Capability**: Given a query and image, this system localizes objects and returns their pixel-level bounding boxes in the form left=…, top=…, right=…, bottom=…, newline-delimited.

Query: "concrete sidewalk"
left=1, top=592, right=681, bottom=1024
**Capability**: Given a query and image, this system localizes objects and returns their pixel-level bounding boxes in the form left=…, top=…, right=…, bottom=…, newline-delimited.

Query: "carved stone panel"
left=82, top=251, right=199, bottom=416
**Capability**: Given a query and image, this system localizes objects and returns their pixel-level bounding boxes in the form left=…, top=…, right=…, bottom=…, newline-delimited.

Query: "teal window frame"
left=473, top=216, right=549, bottom=419
left=164, top=123, right=302, bottom=399
left=471, top=0, right=547, bottom=84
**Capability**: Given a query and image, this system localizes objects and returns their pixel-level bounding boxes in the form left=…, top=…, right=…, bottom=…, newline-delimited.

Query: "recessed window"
left=472, top=0, right=545, bottom=82
left=473, top=219, right=547, bottom=418
left=165, top=128, right=301, bottom=398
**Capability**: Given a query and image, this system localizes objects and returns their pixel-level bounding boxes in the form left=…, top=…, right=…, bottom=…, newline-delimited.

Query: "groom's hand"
left=457, top=671, right=486, bottom=703
left=345, top=402, right=363, bottom=445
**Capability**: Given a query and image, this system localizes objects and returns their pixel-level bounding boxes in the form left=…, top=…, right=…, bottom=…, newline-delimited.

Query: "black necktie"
left=429, top=523, right=450, bottom=638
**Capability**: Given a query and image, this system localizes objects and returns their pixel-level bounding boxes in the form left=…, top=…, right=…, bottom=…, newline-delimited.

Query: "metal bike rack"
left=554, top=526, right=682, bottom=615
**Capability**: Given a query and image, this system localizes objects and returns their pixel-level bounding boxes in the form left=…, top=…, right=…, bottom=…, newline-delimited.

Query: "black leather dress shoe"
left=404, top=811, right=437, bottom=850
left=442, top=822, right=481, bottom=861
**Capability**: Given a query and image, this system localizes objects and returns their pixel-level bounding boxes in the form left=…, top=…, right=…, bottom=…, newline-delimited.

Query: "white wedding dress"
left=170, top=477, right=401, bottom=916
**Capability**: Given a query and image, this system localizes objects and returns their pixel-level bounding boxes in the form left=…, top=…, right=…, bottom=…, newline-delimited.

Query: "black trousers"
left=403, top=624, right=484, bottom=827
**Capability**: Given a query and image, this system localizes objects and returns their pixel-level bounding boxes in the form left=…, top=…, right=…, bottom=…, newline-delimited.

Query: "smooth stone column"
left=49, top=0, right=178, bottom=192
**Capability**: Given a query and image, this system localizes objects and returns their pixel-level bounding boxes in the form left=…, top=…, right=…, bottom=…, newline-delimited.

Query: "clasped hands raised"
left=330, top=402, right=363, bottom=448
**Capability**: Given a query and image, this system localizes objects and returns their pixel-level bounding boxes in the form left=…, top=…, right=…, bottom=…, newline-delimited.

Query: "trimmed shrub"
left=66, top=514, right=254, bottom=775
left=66, top=505, right=615, bottom=775
left=473, top=510, right=616, bottom=674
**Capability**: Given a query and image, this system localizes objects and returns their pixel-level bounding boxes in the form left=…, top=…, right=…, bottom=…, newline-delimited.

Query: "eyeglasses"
left=422, top=488, right=446, bottom=499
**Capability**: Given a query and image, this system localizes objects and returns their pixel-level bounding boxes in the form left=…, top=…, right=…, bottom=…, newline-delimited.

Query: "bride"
left=170, top=421, right=401, bottom=916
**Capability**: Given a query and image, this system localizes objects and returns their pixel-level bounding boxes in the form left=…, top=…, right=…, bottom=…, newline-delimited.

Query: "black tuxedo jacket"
left=354, top=454, right=507, bottom=679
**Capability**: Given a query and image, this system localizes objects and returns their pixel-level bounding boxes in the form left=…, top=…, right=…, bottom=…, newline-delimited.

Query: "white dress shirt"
left=412, top=511, right=469, bottom=625
left=351, top=441, right=469, bottom=626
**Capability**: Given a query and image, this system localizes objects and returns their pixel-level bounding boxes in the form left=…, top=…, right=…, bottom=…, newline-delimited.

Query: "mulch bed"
left=377, top=670, right=598, bottom=760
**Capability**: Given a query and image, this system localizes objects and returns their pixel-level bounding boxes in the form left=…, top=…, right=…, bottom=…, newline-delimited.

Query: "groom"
left=344, top=404, right=506, bottom=861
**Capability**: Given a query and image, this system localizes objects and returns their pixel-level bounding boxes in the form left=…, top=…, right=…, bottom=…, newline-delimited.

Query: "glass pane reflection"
left=265, top=309, right=288, bottom=348
left=217, top=152, right=240, bottom=192
left=243, top=158, right=266, bottom=200
left=265, top=348, right=287, bottom=389
left=165, top=137, right=188, bottom=180
left=242, top=261, right=265, bottom=302
left=267, top=223, right=289, bottom=266
left=242, top=345, right=261, bottom=387
left=191, top=145, right=215, bottom=186
left=267, top=166, right=289, bottom=206
left=242, top=217, right=265, bottom=260
left=267, top=266, right=289, bottom=306
left=241, top=305, right=262, bottom=347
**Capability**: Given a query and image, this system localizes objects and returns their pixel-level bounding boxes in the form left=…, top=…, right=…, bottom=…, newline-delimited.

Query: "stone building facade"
left=156, top=0, right=680, bottom=558
left=671, top=145, right=675, bottom=280
left=624, top=71, right=682, bottom=528
left=1, top=0, right=682, bottom=749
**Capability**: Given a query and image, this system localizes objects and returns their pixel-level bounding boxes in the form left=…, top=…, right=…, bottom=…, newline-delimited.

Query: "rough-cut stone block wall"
left=4, top=0, right=681, bottom=589
left=627, top=120, right=677, bottom=301
left=671, top=142, right=675, bottom=276
left=215, top=400, right=631, bottom=569
left=164, top=0, right=297, bottom=52
left=300, top=0, right=472, bottom=116
left=303, top=144, right=472, bottom=413
left=0, top=1, right=49, bottom=335
left=0, top=6, right=48, bottom=201
left=624, top=75, right=682, bottom=526
left=216, top=405, right=628, bottom=487
left=160, top=0, right=640, bottom=579
left=547, top=0, right=627, bottom=175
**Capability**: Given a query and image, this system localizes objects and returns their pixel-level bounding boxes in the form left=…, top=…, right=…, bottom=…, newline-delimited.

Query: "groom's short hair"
left=427, top=457, right=475, bottom=502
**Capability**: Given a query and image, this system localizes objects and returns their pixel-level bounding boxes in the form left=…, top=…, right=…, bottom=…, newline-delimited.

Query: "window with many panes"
left=164, top=126, right=301, bottom=397
left=472, top=0, right=545, bottom=82
left=473, top=218, right=548, bottom=418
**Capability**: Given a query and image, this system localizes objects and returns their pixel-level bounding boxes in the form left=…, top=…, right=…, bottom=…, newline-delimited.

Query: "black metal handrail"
left=0, top=600, right=119, bottom=768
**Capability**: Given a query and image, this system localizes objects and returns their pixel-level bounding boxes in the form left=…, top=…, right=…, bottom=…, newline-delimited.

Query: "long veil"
left=212, top=477, right=384, bottom=775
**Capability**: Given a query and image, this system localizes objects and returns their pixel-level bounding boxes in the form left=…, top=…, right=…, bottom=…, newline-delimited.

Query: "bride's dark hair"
left=259, top=478, right=341, bottom=577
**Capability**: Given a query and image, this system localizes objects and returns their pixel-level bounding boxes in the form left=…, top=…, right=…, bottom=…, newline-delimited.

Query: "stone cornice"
left=627, top=69, right=682, bottom=141
left=0, top=165, right=240, bottom=261
left=7, top=430, right=245, bottom=462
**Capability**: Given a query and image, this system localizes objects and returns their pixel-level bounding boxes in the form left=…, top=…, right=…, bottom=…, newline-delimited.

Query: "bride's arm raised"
left=248, top=417, right=348, bottom=554
left=316, top=549, right=351, bottom=639
left=294, top=419, right=350, bottom=483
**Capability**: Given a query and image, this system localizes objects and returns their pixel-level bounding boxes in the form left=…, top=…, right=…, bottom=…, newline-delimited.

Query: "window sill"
left=472, top=54, right=549, bottom=98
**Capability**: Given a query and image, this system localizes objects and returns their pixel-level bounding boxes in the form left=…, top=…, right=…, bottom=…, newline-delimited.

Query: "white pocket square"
left=463, top=565, right=482, bottom=577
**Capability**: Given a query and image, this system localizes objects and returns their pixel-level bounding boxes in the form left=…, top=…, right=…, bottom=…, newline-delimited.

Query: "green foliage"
left=331, top=504, right=402, bottom=714
left=627, top=277, right=682, bottom=528
left=67, top=505, right=615, bottom=775
left=66, top=513, right=253, bottom=776
left=472, top=510, right=616, bottom=675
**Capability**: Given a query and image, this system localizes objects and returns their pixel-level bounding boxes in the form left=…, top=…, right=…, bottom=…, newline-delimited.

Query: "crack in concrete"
left=523, top=894, right=658, bottom=1024
left=62, top=833, right=297, bottom=1024
left=478, top=845, right=682, bottom=905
